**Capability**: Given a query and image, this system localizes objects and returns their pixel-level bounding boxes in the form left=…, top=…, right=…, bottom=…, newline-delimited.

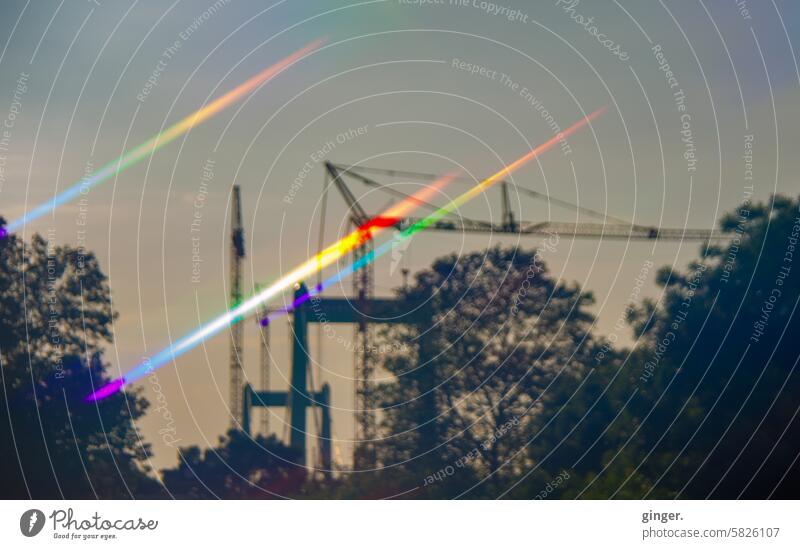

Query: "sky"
left=0, top=0, right=798, bottom=473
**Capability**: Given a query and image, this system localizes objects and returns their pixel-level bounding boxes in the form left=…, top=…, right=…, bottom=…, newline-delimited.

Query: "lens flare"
left=87, top=107, right=605, bottom=402
left=86, top=173, right=456, bottom=401
left=4, top=40, right=323, bottom=236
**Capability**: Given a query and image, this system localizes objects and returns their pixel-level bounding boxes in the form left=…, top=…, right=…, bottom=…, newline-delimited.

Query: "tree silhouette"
left=370, top=245, right=608, bottom=497
left=524, top=195, right=800, bottom=498
left=0, top=218, right=163, bottom=498
left=622, top=194, right=800, bottom=498
left=161, top=429, right=304, bottom=498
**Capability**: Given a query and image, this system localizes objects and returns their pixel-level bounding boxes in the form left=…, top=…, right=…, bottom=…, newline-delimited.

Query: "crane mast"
left=230, top=185, right=245, bottom=426
left=324, top=162, right=376, bottom=468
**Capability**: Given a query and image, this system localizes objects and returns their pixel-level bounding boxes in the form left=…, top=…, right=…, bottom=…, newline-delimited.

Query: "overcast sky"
left=1, top=0, right=798, bottom=472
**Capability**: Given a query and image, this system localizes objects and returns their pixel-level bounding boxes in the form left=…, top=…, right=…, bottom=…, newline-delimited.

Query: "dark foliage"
left=0, top=218, right=164, bottom=498
left=364, top=245, right=608, bottom=498
left=161, top=430, right=305, bottom=498
left=525, top=195, right=800, bottom=499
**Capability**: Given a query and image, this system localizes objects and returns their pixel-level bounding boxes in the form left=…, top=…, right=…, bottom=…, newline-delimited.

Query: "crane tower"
left=229, top=185, right=245, bottom=426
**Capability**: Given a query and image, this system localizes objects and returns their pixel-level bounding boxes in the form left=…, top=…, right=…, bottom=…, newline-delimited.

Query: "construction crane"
left=321, top=161, right=729, bottom=469
left=229, top=185, right=246, bottom=426
left=324, top=162, right=377, bottom=468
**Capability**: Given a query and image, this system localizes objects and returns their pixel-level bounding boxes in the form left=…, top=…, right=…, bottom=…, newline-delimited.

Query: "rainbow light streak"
left=87, top=107, right=605, bottom=402
left=4, top=41, right=323, bottom=236
left=260, top=107, right=608, bottom=326
left=86, top=173, right=455, bottom=401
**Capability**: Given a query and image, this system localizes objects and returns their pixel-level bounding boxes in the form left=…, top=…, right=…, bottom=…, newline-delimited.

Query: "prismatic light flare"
left=4, top=40, right=323, bottom=237
left=87, top=108, right=605, bottom=402
left=86, top=173, right=456, bottom=402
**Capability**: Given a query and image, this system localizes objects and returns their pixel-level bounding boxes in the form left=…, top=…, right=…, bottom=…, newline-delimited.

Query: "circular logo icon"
left=20, top=509, right=45, bottom=537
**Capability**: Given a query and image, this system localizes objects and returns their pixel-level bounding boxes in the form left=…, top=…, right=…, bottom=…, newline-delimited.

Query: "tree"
left=371, top=244, right=607, bottom=497
left=0, top=218, right=162, bottom=498
left=161, top=430, right=304, bottom=498
left=525, top=195, right=800, bottom=499
left=621, top=194, right=800, bottom=498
